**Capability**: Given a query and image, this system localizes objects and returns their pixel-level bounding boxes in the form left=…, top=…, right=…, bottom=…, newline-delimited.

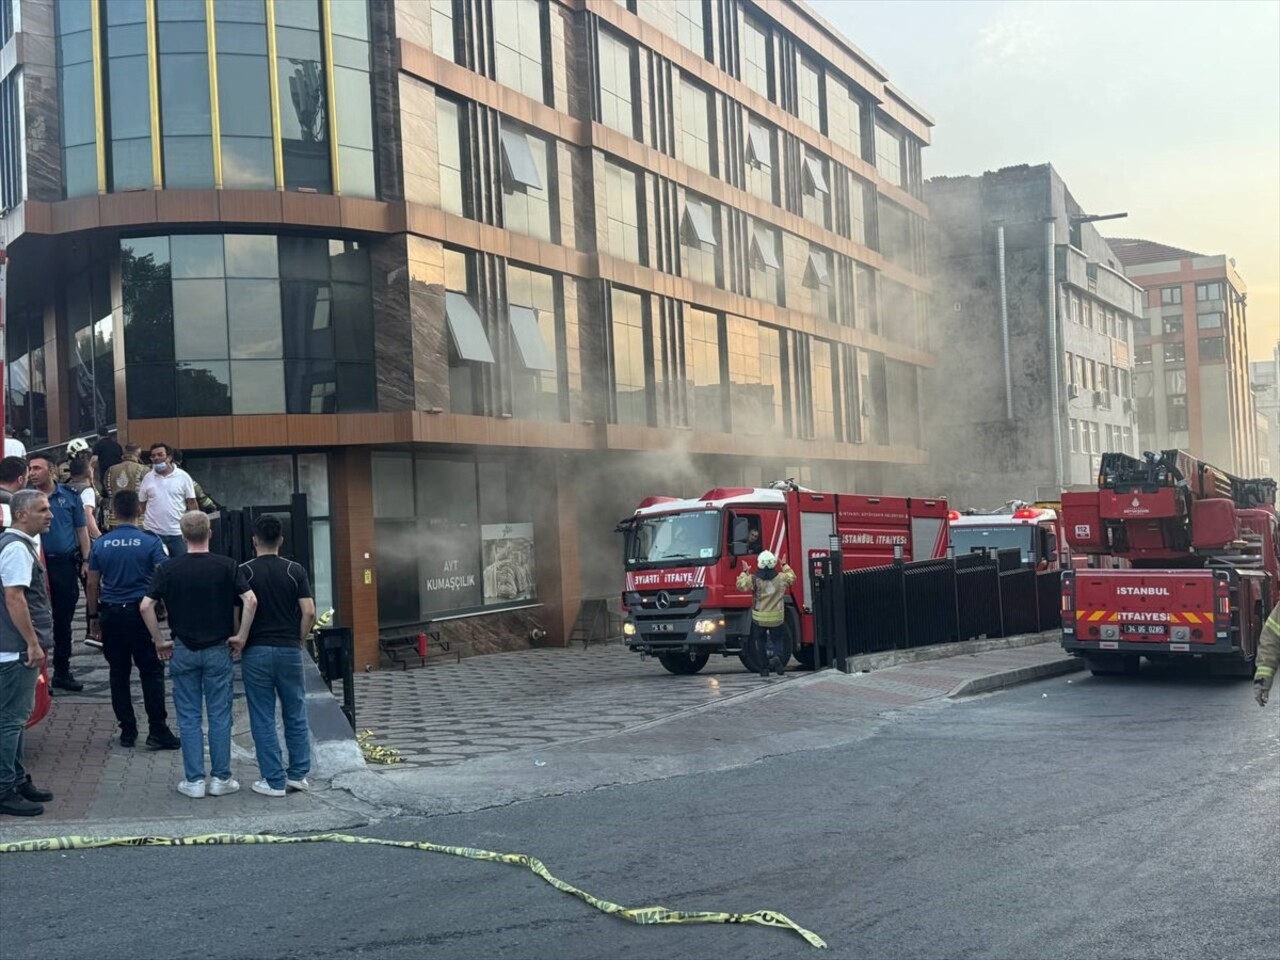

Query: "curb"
left=947, top=656, right=1084, bottom=698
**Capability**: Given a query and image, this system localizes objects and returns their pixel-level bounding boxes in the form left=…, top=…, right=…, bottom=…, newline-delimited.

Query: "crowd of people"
left=0, top=434, right=317, bottom=817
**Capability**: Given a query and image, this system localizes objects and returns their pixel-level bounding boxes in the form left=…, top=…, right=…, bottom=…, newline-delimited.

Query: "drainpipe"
left=1044, top=217, right=1064, bottom=491
left=995, top=222, right=1013, bottom=419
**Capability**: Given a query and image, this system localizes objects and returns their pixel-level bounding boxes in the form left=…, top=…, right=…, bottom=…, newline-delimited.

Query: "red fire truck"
left=948, top=503, right=1069, bottom=572
left=617, top=482, right=949, bottom=674
left=1060, top=450, right=1277, bottom=676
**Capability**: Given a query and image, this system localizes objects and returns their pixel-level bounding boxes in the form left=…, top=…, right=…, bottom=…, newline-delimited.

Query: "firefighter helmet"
left=66, top=437, right=91, bottom=458
left=757, top=550, right=778, bottom=569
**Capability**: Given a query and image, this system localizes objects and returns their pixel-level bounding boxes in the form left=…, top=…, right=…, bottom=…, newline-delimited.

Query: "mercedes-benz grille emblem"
left=656, top=591, right=671, bottom=609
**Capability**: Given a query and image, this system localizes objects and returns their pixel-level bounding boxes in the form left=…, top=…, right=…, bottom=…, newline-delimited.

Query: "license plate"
left=648, top=623, right=675, bottom=633
left=1123, top=625, right=1167, bottom=636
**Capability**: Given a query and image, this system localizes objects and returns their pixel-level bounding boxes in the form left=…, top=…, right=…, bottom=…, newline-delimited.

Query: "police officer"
left=86, top=490, right=180, bottom=749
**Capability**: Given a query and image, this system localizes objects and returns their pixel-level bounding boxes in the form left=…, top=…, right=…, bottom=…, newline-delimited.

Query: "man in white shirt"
left=138, top=443, right=197, bottom=558
left=3, top=426, right=25, bottom=460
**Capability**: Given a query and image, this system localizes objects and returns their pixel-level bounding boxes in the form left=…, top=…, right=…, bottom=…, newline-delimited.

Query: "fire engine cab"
left=617, top=482, right=949, bottom=674
left=947, top=503, right=1067, bottom=572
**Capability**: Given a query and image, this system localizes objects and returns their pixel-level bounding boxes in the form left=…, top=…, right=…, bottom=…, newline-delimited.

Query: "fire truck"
left=617, top=482, right=949, bottom=674
left=1060, top=450, right=1278, bottom=676
left=947, top=502, right=1069, bottom=572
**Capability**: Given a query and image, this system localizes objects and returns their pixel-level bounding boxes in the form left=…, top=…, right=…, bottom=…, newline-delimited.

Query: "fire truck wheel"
left=658, top=651, right=710, bottom=675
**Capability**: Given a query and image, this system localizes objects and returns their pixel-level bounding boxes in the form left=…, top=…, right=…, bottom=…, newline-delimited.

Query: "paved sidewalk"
left=0, top=641, right=368, bottom=841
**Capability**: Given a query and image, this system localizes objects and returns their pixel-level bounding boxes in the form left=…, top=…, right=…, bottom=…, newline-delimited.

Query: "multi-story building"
left=924, top=164, right=1143, bottom=507
left=0, top=0, right=934, bottom=665
left=1251, top=344, right=1279, bottom=478
left=1110, top=239, right=1260, bottom=475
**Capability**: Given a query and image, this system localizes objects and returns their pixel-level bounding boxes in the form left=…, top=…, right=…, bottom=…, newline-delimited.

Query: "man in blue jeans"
left=141, top=511, right=256, bottom=799
left=239, top=514, right=316, bottom=797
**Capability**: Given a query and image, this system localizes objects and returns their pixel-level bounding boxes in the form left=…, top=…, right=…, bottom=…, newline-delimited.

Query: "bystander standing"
left=86, top=491, right=181, bottom=750
left=141, top=511, right=256, bottom=799
left=138, top=443, right=197, bottom=558
left=0, top=457, right=28, bottom=529
left=90, top=433, right=123, bottom=499
left=26, top=454, right=89, bottom=693
left=0, top=490, right=55, bottom=817
left=67, top=457, right=102, bottom=542
left=240, top=515, right=316, bottom=797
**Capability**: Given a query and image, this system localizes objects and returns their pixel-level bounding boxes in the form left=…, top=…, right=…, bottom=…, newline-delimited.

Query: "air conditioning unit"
left=1067, top=384, right=1079, bottom=400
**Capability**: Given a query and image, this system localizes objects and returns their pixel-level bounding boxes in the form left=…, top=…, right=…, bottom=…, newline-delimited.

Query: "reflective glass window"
left=332, top=0, right=375, bottom=198
left=598, top=30, right=636, bottom=138
left=493, top=0, right=546, bottom=104
left=739, top=13, right=770, bottom=100
left=437, top=96, right=466, bottom=217
left=611, top=288, right=648, bottom=425
left=602, top=161, right=642, bottom=263
left=500, top=123, right=553, bottom=241
left=874, top=121, right=902, bottom=188
left=677, top=77, right=713, bottom=174
left=158, top=2, right=213, bottom=188
left=217, top=0, right=274, bottom=192
left=797, top=56, right=822, bottom=132
left=56, top=3, right=98, bottom=197
left=275, top=1, right=330, bottom=191
left=507, top=265, right=561, bottom=423
left=827, top=76, right=864, bottom=158
left=685, top=307, right=723, bottom=432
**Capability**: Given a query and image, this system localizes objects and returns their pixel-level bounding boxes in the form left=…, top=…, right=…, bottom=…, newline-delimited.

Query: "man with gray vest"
left=0, top=489, right=56, bottom=816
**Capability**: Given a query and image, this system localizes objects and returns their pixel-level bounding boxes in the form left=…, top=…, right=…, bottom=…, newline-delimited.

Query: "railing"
left=812, top=547, right=1061, bottom=670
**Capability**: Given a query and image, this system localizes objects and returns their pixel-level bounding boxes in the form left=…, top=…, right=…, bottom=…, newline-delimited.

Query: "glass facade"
left=157, top=0, right=213, bottom=188
left=216, top=0, right=273, bottom=190
left=104, top=0, right=152, bottom=191
left=500, top=123, right=553, bottom=241
left=4, top=306, right=48, bottom=447
left=493, top=0, right=546, bottom=104
left=64, top=265, right=116, bottom=434
left=56, top=0, right=98, bottom=197
left=685, top=307, right=723, bottom=432
left=677, top=77, right=713, bottom=174
left=331, top=0, right=376, bottom=197
left=739, top=12, right=771, bottom=101
left=602, top=161, right=642, bottom=263
left=276, top=0, right=329, bottom=191
left=506, top=264, right=562, bottom=422
left=611, top=287, right=648, bottom=425
left=598, top=29, right=636, bottom=138
left=121, top=233, right=375, bottom=419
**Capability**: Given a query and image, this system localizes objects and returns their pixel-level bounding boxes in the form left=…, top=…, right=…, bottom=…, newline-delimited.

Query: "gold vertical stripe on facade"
left=205, top=0, right=223, bottom=188
left=89, top=0, right=107, bottom=194
left=145, top=0, right=162, bottom=188
left=320, top=0, right=341, bottom=195
left=264, top=0, right=285, bottom=190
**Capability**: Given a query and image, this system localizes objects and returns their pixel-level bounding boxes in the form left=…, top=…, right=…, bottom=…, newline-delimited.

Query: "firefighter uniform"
left=1254, top=601, right=1280, bottom=707
left=103, top=454, right=149, bottom=529
left=736, top=550, right=795, bottom=678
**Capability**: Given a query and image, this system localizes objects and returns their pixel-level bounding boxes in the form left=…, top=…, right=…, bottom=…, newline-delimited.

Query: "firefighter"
left=735, top=550, right=795, bottom=679
left=1253, top=600, right=1280, bottom=708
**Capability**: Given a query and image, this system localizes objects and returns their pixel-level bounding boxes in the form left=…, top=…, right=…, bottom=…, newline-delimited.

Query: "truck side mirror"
left=731, top=516, right=749, bottom=543
left=730, top=540, right=749, bottom=557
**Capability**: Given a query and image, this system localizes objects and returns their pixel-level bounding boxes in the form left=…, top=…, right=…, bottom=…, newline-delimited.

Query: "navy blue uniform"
left=42, top=483, right=88, bottom=681
left=88, top=524, right=172, bottom=740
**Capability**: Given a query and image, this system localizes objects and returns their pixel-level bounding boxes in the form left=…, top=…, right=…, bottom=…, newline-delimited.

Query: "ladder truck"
left=1060, top=450, right=1277, bottom=676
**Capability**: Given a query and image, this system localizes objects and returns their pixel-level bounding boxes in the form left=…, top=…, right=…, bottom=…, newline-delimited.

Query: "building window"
left=744, top=116, right=776, bottom=204
left=1167, top=395, right=1188, bottom=432
left=4, top=306, right=49, bottom=447
left=738, top=12, right=771, bottom=101
left=726, top=316, right=764, bottom=436
left=1197, top=311, right=1223, bottom=329
left=1135, top=344, right=1152, bottom=365
left=874, top=122, right=902, bottom=188
left=436, top=96, right=466, bottom=217
left=103, top=1, right=154, bottom=191
left=430, top=0, right=456, bottom=61
left=56, top=1, right=98, bottom=197
left=601, top=160, right=642, bottom=263
left=1162, top=314, right=1183, bottom=335
left=597, top=30, right=637, bottom=138
left=330, top=0, right=376, bottom=198
left=156, top=0, right=215, bottom=188
left=1069, top=419, right=1078, bottom=453
left=1161, top=285, right=1182, bottom=305
left=677, top=77, right=714, bottom=174
left=1199, top=337, right=1225, bottom=361
left=685, top=307, right=723, bottom=432
left=1133, top=316, right=1150, bottom=337
left=854, top=263, right=877, bottom=334
left=611, top=287, right=648, bottom=425
left=1196, top=282, right=1222, bottom=302
left=801, top=150, right=830, bottom=228
left=443, top=247, right=492, bottom=415
left=759, top=325, right=787, bottom=435
left=797, top=56, right=822, bottom=132
left=507, top=264, right=562, bottom=422
left=493, top=0, right=546, bottom=104
left=372, top=453, right=538, bottom=623
left=826, top=76, right=863, bottom=157
left=679, top=195, right=719, bottom=287
left=849, top=177, right=870, bottom=246
left=1089, top=422, right=1100, bottom=455
left=878, top=199, right=917, bottom=271
left=637, top=0, right=706, bottom=58
left=64, top=269, right=116, bottom=434
left=1165, top=369, right=1186, bottom=395
left=749, top=222, right=781, bottom=306
left=500, top=123, right=553, bottom=241
left=275, top=0, right=331, bottom=192
left=1163, top=341, right=1185, bottom=363
left=812, top=339, right=837, bottom=440
left=122, top=233, right=374, bottom=419
left=214, top=1, right=275, bottom=191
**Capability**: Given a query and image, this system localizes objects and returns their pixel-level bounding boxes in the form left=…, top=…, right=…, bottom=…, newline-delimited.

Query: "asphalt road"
left=3, top=663, right=1277, bottom=960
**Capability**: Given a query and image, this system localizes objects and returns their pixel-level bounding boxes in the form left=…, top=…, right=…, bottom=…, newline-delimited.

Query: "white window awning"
left=500, top=127, right=543, bottom=191
left=802, top=155, right=829, bottom=195
left=804, top=250, right=830, bottom=288
left=750, top=226, right=779, bottom=270
left=746, top=123, right=772, bottom=168
left=445, top=292, right=496, bottom=363
left=680, top=199, right=718, bottom=248
left=509, top=305, right=555, bottom=371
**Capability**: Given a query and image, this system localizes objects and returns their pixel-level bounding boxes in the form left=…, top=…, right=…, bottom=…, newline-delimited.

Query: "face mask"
left=154, top=463, right=169, bottom=474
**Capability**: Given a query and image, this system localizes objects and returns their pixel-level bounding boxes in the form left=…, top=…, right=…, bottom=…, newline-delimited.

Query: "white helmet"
left=66, top=437, right=91, bottom=457
left=757, top=550, right=778, bottom=569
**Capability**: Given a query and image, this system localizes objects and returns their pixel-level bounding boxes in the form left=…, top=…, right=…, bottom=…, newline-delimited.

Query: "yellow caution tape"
left=0, top=831, right=827, bottom=948
left=357, top=729, right=405, bottom=764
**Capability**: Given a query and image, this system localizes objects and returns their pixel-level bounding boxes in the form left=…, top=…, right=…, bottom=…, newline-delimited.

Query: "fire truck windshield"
left=949, top=525, right=1036, bottom=563
left=625, top=510, right=721, bottom=567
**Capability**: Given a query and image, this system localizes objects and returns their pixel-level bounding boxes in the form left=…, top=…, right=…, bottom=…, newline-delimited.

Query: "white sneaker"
left=286, top=778, right=310, bottom=792
left=177, top=779, right=206, bottom=799
left=252, top=780, right=285, bottom=798
left=208, top=777, right=240, bottom=796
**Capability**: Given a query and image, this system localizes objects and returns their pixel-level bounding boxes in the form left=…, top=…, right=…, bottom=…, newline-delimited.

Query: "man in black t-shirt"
left=90, top=435, right=123, bottom=499
left=239, top=514, right=317, bottom=797
left=141, top=511, right=257, bottom=800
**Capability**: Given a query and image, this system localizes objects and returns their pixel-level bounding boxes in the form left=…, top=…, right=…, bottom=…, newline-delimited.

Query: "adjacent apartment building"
left=1109, top=239, right=1260, bottom=476
left=924, top=164, right=1143, bottom=507
left=0, top=0, right=934, bottom=666
left=1250, top=344, right=1279, bottom=478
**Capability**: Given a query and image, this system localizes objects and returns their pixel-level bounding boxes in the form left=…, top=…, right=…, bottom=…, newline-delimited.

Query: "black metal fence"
left=812, top=549, right=1061, bottom=671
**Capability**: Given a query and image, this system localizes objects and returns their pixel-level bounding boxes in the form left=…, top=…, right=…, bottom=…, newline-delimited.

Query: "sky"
left=811, top=0, right=1280, bottom=363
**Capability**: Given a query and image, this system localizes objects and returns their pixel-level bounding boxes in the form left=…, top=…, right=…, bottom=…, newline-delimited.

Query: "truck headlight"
left=623, top=622, right=636, bottom=637
left=693, top=619, right=718, bottom=634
